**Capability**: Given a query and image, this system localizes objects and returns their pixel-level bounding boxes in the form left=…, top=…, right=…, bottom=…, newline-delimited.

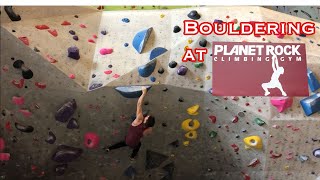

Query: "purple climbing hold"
left=55, top=99, right=77, bottom=123
left=89, top=83, right=103, bottom=91
left=214, top=19, right=223, bottom=24
left=122, top=18, right=130, bottom=23
left=208, top=88, right=213, bottom=94
left=177, top=65, right=188, bottom=75
left=69, top=30, right=75, bottom=35
left=67, top=46, right=80, bottom=60
left=51, top=145, right=83, bottom=163
left=101, top=30, right=107, bottom=35
left=187, top=10, right=201, bottom=20
left=45, top=131, right=56, bottom=144
left=73, top=36, right=79, bottom=41
left=55, top=164, right=68, bottom=176
left=150, top=76, right=156, bottom=82
left=15, top=122, right=34, bottom=133
left=67, top=118, right=79, bottom=129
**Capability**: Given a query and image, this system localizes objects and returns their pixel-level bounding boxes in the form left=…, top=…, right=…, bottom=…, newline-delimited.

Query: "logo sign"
left=212, top=42, right=308, bottom=96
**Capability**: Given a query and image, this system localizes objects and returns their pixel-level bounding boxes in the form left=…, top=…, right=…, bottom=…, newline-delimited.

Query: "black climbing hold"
left=52, top=145, right=83, bottom=163
left=34, top=47, right=40, bottom=52
left=168, top=61, right=177, bottom=68
left=158, top=67, right=164, bottom=74
left=12, top=136, right=17, bottom=143
left=54, top=164, right=68, bottom=176
left=162, top=123, right=167, bottom=127
left=4, top=6, right=21, bottom=21
left=144, top=101, right=149, bottom=105
left=101, top=30, right=107, bottom=35
left=45, top=131, right=56, bottom=144
left=163, top=88, right=168, bottom=92
left=68, top=46, right=80, bottom=60
left=12, top=30, right=16, bottom=32
left=173, top=26, right=181, bottom=33
left=74, top=15, right=79, bottom=18
left=124, top=166, right=136, bottom=178
left=13, top=60, right=24, bottom=69
left=67, top=118, right=79, bottom=129
left=199, top=39, right=207, bottom=47
left=89, top=83, right=103, bottom=91
left=69, top=30, right=76, bottom=35
left=22, top=69, right=33, bottom=79
left=299, top=34, right=307, bottom=37
left=15, top=122, right=34, bottom=133
left=92, top=74, right=96, bottom=78
left=55, top=99, right=77, bottom=123
left=187, top=10, right=201, bottom=20
left=108, top=65, right=113, bottom=68
left=178, top=97, right=184, bottom=102
left=161, top=162, right=175, bottom=180
left=146, top=150, right=169, bottom=170
left=73, top=36, right=79, bottom=41
left=169, top=140, right=179, bottom=147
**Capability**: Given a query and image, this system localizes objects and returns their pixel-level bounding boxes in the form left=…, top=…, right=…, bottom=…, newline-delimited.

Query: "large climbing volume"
left=300, top=93, right=320, bottom=116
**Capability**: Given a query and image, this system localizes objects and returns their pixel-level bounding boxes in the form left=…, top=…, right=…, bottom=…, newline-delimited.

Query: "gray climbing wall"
left=1, top=6, right=320, bottom=180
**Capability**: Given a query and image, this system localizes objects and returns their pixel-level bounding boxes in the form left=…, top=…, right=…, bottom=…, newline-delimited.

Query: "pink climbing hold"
left=48, top=29, right=58, bottom=37
left=69, top=74, right=75, bottom=79
left=113, top=74, right=120, bottom=78
left=12, top=96, right=24, bottom=106
left=35, top=82, right=46, bottom=89
left=11, top=79, right=24, bottom=88
left=0, top=138, right=5, bottom=151
left=270, top=97, right=293, bottom=112
left=35, top=25, right=50, bottom=30
left=276, top=34, right=285, bottom=39
left=104, top=70, right=112, bottom=75
left=209, top=116, right=216, bottom=123
left=46, top=54, right=58, bottom=63
left=2, top=65, right=9, bottom=72
left=84, top=132, right=100, bottom=149
left=18, top=36, right=29, bottom=46
left=93, top=34, right=98, bottom=39
left=61, top=21, right=71, bottom=25
left=19, top=109, right=32, bottom=117
left=0, top=153, right=10, bottom=161
left=79, top=24, right=87, bottom=28
left=99, top=48, right=113, bottom=55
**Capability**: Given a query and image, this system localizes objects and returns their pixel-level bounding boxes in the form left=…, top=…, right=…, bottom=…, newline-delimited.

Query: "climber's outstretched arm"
left=135, top=87, right=147, bottom=123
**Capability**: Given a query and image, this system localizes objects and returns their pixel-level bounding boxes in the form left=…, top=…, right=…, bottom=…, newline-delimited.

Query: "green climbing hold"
left=209, top=131, right=217, bottom=138
left=236, top=25, right=240, bottom=31
left=194, top=62, right=203, bottom=68
left=254, top=118, right=265, bottom=126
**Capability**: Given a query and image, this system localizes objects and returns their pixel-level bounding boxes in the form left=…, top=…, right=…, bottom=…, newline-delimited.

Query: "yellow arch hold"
left=187, top=104, right=200, bottom=115
left=243, top=136, right=263, bottom=150
left=185, top=130, right=198, bottom=139
left=183, top=141, right=190, bottom=146
left=181, top=119, right=200, bottom=131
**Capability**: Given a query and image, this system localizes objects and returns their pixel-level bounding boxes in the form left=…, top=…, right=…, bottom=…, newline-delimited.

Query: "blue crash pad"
left=300, top=93, right=320, bottom=116
left=307, top=69, right=320, bottom=92
left=149, top=47, right=168, bottom=60
left=115, top=86, right=152, bottom=98
left=138, top=60, right=157, bottom=77
left=132, top=27, right=153, bottom=54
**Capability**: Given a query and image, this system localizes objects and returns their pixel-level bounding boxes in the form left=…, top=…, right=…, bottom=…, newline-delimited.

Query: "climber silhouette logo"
left=261, top=55, right=287, bottom=96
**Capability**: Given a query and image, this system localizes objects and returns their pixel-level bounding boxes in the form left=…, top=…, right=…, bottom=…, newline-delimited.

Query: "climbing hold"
left=48, top=29, right=58, bottom=37
left=150, top=76, right=156, bottom=82
left=73, top=36, right=79, bottom=41
left=115, top=86, right=151, bottom=98
left=231, top=144, right=239, bottom=152
left=124, top=43, right=129, bottom=47
left=46, top=54, right=58, bottom=63
left=12, top=96, right=24, bottom=106
left=149, top=47, right=168, bottom=60
left=160, top=14, right=165, bottom=18
left=183, top=141, right=190, bottom=146
left=173, top=26, right=181, bottom=33
left=35, top=82, right=46, bottom=89
left=124, top=166, right=136, bottom=178
left=199, top=39, right=207, bottom=47
left=67, top=118, right=79, bottom=129
left=254, top=118, right=265, bottom=126
left=247, top=158, right=260, bottom=167
left=4, top=6, right=21, bottom=21
left=104, top=70, right=112, bottom=75
left=54, top=164, right=68, bottom=176
left=11, top=79, right=24, bottom=88
left=214, top=19, right=223, bottom=24
left=184, top=46, right=189, bottom=51
left=0, top=138, right=5, bottom=151
left=122, top=18, right=130, bottom=23
left=69, top=30, right=75, bottom=35
left=0, top=153, right=10, bottom=161
left=187, top=10, right=201, bottom=20
left=89, top=83, right=103, bottom=91
left=93, top=34, right=98, bottom=39
left=270, top=97, right=293, bottom=113
left=101, top=30, right=107, bottom=35
left=300, top=93, right=320, bottom=116
left=138, top=60, right=157, bottom=77
left=145, top=150, right=169, bottom=170
left=132, top=27, right=153, bottom=54
left=158, top=67, right=164, bottom=74
left=243, top=136, right=263, bottom=149
left=88, top=39, right=95, bottom=43
left=238, top=111, right=245, bottom=117
left=79, top=24, right=86, bottom=28
left=313, top=148, right=320, bottom=158
left=55, top=99, right=77, bottom=123
left=307, top=69, right=320, bottom=92
left=169, top=140, right=179, bottom=147
left=22, top=68, right=33, bottom=79
left=181, top=119, right=200, bottom=131
left=69, top=74, right=75, bottom=79
left=187, top=104, right=199, bottom=115
left=15, top=122, right=34, bottom=133
left=298, top=155, right=309, bottom=162
left=51, top=145, right=83, bottom=163
left=276, top=34, right=285, bottom=39
left=35, top=25, right=50, bottom=30
left=209, top=131, right=217, bottom=138
left=209, top=116, right=216, bottom=123
left=194, top=62, right=203, bottom=68
left=84, top=132, right=100, bottom=149
left=113, top=74, right=120, bottom=78
left=208, top=88, right=213, bottom=94
left=99, top=48, right=113, bottom=55
left=45, top=131, right=56, bottom=144
left=67, top=46, right=80, bottom=60
left=177, top=65, right=188, bottom=75
left=61, top=21, right=71, bottom=25
left=232, top=116, right=239, bottom=123
left=231, top=19, right=238, bottom=24
left=168, top=61, right=177, bottom=68
left=19, top=109, right=32, bottom=117
left=18, top=36, right=29, bottom=46
left=178, top=97, right=184, bottom=102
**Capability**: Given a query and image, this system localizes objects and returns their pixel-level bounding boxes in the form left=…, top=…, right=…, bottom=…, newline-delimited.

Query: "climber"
left=104, top=87, right=155, bottom=160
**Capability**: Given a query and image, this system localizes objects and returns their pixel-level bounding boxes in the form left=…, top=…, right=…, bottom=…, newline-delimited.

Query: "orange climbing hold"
left=18, top=36, right=29, bottom=46
left=35, top=25, right=50, bottom=30
left=48, top=29, right=58, bottom=37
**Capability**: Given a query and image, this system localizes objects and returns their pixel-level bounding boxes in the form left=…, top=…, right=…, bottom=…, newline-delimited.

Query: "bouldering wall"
left=1, top=6, right=320, bottom=180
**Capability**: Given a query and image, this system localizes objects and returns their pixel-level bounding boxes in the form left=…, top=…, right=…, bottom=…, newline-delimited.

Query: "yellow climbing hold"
left=160, top=14, right=165, bottom=18
left=183, top=141, right=190, bottom=146
left=187, top=104, right=200, bottom=115
left=185, top=130, right=198, bottom=139
left=184, top=46, right=189, bottom=51
left=206, top=75, right=211, bottom=80
left=243, top=136, right=263, bottom=150
left=181, top=119, right=200, bottom=131
left=188, top=39, right=193, bottom=44
left=195, top=77, right=201, bottom=81
left=284, top=165, right=289, bottom=170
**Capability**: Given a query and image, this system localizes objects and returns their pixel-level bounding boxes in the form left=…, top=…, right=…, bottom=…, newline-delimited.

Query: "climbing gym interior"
left=0, top=6, right=320, bottom=180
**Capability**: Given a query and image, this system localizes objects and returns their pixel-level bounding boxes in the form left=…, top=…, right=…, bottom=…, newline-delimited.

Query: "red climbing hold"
left=209, top=116, right=216, bottom=123
left=12, top=96, right=25, bottom=106
left=79, top=24, right=87, bottom=28
left=2, top=65, right=9, bottom=72
left=19, top=109, right=32, bottom=117
left=93, top=34, right=98, bottom=39
left=0, top=153, right=10, bottom=161
left=18, top=36, right=29, bottom=46
left=11, top=79, right=24, bottom=88
left=88, top=39, right=95, bottom=43
left=0, top=138, right=5, bottom=151
left=5, top=121, right=11, bottom=132
left=245, top=103, right=250, bottom=106
left=48, top=29, right=58, bottom=37
left=35, top=25, right=50, bottom=30
left=84, top=132, right=100, bottom=149
left=69, top=74, right=75, bottom=79
left=104, top=70, right=112, bottom=75
left=241, top=172, right=251, bottom=180
left=46, top=55, right=58, bottom=63
left=231, top=144, right=239, bottom=152
left=35, top=82, right=46, bottom=89
left=247, top=158, right=260, bottom=167
left=113, top=74, right=120, bottom=78
left=61, top=21, right=71, bottom=25
left=232, top=116, right=239, bottom=123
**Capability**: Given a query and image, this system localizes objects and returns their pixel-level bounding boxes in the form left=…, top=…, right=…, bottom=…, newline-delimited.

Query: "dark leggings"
left=108, top=141, right=141, bottom=158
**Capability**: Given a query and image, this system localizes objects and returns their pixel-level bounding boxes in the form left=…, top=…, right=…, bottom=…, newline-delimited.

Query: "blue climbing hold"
left=307, top=69, right=320, bottom=92
left=214, top=19, right=223, bottom=24
left=138, top=60, right=157, bottom=77
left=300, top=93, right=320, bottom=116
left=150, top=76, right=156, bottom=82
left=122, top=18, right=130, bottom=23
left=149, top=47, right=168, bottom=60
left=115, top=86, right=152, bottom=98
left=132, top=27, right=153, bottom=54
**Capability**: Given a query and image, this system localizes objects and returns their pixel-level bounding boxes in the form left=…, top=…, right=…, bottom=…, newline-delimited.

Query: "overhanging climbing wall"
left=1, top=6, right=320, bottom=180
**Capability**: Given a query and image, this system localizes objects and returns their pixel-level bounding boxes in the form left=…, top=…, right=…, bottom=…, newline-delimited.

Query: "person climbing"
left=261, top=55, right=287, bottom=96
left=104, top=87, right=155, bottom=160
